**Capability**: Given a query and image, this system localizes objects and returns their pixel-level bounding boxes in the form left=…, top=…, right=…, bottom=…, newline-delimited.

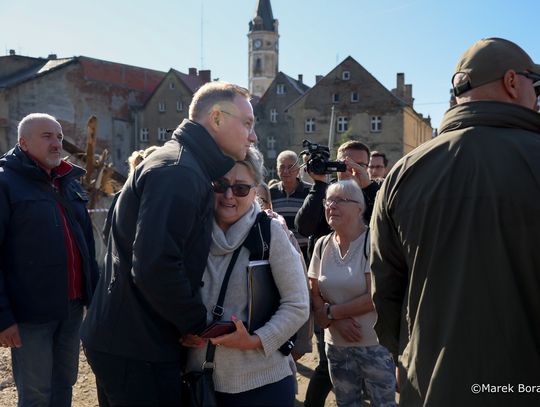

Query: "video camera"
left=300, top=139, right=346, bottom=175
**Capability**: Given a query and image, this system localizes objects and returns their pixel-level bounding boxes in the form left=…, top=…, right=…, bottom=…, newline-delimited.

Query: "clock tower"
left=248, top=0, right=279, bottom=97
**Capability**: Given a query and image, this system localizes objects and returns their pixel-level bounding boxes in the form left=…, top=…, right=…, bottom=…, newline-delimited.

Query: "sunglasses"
left=212, top=179, right=256, bottom=197
left=517, top=71, right=540, bottom=97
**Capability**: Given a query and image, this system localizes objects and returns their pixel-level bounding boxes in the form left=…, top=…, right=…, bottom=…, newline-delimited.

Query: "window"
left=276, top=84, right=285, bottom=94
left=332, top=93, right=340, bottom=103
left=267, top=136, right=276, bottom=159
left=140, top=128, right=149, bottom=142
left=342, top=71, right=350, bottom=80
left=270, top=109, right=277, bottom=123
left=337, top=116, right=348, bottom=133
left=176, top=100, right=183, bottom=112
left=305, top=118, right=316, bottom=133
left=267, top=136, right=276, bottom=150
left=371, top=116, right=382, bottom=132
left=158, top=127, right=167, bottom=141
left=169, top=81, right=175, bottom=90
left=158, top=101, right=166, bottom=112
left=351, top=92, right=359, bottom=102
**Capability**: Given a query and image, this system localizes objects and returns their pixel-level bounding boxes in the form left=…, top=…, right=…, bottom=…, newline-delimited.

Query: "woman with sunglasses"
left=308, top=179, right=396, bottom=407
left=183, top=146, right=310, bottom=407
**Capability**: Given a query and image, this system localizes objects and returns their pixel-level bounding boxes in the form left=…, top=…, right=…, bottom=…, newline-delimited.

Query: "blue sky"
left=3, top=0, right=539, bottom=129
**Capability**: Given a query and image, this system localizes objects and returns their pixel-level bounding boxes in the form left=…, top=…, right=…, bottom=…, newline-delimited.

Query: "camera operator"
left=296, top=140, right=379, bottom=260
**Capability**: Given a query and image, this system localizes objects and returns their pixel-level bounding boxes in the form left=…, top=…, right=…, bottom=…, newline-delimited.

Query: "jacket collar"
left=172, top=119, right=235, bottom=180
left=0, top=145, right=86, bottom=184
left=439, top=101, right=540, bottom=135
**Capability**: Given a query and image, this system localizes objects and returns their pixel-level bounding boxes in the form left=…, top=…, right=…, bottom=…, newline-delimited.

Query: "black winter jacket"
left=81, top=120, right=235, bottom=362
left=0, top=146, right=99, bottom=330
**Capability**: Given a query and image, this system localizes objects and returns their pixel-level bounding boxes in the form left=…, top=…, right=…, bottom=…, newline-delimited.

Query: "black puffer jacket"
left=81, top=120, right=235, bottom=362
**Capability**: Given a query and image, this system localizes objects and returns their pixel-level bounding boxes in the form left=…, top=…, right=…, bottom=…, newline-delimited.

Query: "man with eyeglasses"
left=270, top=150, right=311, bottom=261
left=295, top=140, right=381, bottom=407
left=368, top=150, right=389, bottom=180
left=371, top=38, right=540, bottom=406
left=81, top=82, right=257, bottom=406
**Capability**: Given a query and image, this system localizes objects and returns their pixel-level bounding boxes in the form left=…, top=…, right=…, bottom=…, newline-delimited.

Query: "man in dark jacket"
left=371, top=38, right=540, bottom=406
left=0, top=113, right=99, bottom=407
left=81, top=82, right=257, bottom=406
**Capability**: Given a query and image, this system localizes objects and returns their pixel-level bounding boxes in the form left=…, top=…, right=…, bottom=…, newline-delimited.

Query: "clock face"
left=254, top=39, right=262, bottom=49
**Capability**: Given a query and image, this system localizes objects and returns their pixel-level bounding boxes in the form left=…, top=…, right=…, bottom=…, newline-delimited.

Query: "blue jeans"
left=11, top=300, right=83, bottom=407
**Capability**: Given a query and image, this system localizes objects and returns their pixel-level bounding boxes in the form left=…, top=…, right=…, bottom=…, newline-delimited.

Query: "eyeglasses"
left=212, top=179, right=256, bottom=197
left=220, top=110, right=255, bottom=133
left=517, top=71, right=540, bottom=97
left=323, top=198, right=361, bottom=208
left=278, top=164, right=299, bottom=173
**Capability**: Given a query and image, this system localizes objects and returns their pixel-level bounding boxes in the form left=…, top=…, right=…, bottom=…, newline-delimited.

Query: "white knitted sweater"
left=185, top=204, right=310, bottom=393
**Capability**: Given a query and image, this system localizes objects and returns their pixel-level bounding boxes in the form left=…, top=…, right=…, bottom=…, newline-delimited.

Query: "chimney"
left=9, top=49, right=15, bottom=56
left=188, top=67, right=198, bottom=76
left=396, top=73, right=405, bottom=98
left=199, top=70, right=211, bottom=84
left=405, top=84, right=414, bottom=106
left=48, top=54, right=57, bottom=60
left=315, top=75, right=323, bottom=83
left=297, top=74, right=303, bottom=84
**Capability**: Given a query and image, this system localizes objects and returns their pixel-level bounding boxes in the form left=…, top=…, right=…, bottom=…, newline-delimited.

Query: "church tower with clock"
left=248, top=0, right=279, bottom=97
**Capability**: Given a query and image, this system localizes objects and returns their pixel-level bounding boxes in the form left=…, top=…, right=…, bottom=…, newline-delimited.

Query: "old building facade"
left=254, top=55, right=433, bottom=173
left=0, top=53, right=211, bottom=174
left=0, top=52, right=164, bottom=173
left=253, top=72, right=309, bottom=178
left=136, top=68, right=210, bottom=147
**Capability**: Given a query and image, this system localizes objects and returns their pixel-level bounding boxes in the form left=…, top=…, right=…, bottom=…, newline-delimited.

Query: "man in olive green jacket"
left=371, top=38, right=540, bottom=406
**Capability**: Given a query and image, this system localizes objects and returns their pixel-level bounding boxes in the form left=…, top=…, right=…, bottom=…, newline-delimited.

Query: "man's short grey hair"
left=17, top=113, right=59, bottom=141
left=189, top=82, right=250, bottom=121
left=276, top=150, right=298, bottom=164
left=326, top=179, right=365, bottom=211
left=238, top=146, right=265, bottom=185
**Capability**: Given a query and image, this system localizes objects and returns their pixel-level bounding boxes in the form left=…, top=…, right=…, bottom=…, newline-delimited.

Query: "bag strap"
left=242, top=211, right=271, bottom=261
left=363, top=227, right=370, bottom=260
left=318, top=232, right=333, bottom=260
left=318, top=228, right=369, bottom=260
left=203, top=244, right=242, bottom=371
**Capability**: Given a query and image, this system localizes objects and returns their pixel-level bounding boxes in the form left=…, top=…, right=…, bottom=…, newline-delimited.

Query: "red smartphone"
left=199, top=321, right=236, bottom=339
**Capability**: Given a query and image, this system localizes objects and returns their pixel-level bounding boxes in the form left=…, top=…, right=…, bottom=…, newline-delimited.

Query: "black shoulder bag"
left=181, top=245, right=242, bottom=407
left=243, top=212, right=296, bottom=356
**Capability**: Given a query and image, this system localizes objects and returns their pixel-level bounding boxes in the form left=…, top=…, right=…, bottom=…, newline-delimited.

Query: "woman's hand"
left=181, top=334, right=206, bottom=348
left=332, top=318, right=362, bottom=342
left=210, top=317, right=262, bottom=350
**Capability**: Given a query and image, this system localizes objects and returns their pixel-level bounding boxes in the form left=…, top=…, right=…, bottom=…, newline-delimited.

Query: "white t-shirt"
left=308, top=230, right=379, bottom=347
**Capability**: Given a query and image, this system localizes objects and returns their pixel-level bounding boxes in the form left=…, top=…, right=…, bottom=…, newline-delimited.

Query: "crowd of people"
left=0, top=37, right=538, bottom=407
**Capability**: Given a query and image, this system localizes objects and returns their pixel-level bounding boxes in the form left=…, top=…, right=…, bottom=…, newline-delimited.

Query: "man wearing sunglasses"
left=371, top=38, right=540, bottom=406
left=81, top=82, right=257, bottom=406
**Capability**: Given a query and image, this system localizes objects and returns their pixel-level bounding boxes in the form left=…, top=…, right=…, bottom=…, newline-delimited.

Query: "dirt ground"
left=0, top=342, right=336, bottom=407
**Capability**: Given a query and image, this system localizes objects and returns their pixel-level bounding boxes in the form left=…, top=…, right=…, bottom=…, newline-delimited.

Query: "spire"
left=249, top=0, right=276, bottom=32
